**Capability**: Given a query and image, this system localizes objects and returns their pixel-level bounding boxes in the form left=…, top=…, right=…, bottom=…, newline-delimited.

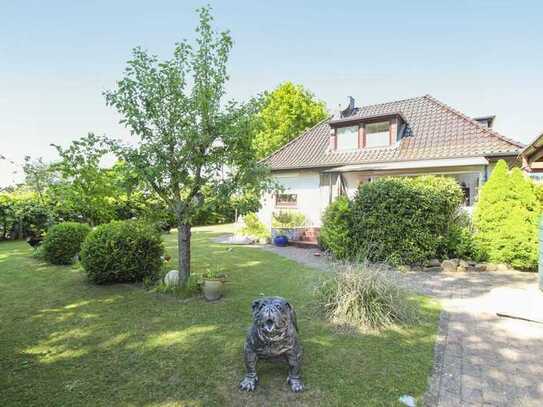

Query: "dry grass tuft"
left=317, top=262, right=420, bottom=331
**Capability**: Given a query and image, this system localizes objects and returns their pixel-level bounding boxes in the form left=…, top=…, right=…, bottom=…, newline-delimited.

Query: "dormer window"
left=336, top=125, right=359, bottom=150
left=365, top=121, right=391, bottom=148
left=329, top=113, right=399, bottom=151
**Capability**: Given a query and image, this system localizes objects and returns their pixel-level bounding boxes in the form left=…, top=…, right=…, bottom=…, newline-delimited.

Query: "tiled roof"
left=263, top=95, right=524, bottom=170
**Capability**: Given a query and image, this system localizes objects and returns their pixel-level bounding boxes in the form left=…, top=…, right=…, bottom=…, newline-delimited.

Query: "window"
left=336, top=126, right=358, bottom=150
left=460, top=182, right=470, bottom=206
left=365, top=121, right=390, bottom=148
left=275, top=193, right=297, bottom=208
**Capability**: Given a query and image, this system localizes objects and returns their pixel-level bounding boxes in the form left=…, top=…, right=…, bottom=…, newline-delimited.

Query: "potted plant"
left=201, top=265, right=226, bottom=301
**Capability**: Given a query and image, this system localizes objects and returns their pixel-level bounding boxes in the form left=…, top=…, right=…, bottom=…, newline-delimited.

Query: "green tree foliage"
left=253, top=82, right=327, bottom=159
left=105, top=6, right=270, bottom=285
left=50, top=133, right=116, bottom=225
left=349, top=176, right=463, bottom=265
left=42, top=222, right=91, bottom=265
left=22, top=156, right=56, bottom=204
left=319, top=196, right=353, bottom=259
left=81, top=221, right=164, bottom=284
left=0, top=191, right=52, bottom=240
left=473, top=161, right=540, bottom=269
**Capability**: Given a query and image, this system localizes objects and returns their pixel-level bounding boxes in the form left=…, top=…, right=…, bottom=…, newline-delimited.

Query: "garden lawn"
left=0, top=224, right=440, bottom=406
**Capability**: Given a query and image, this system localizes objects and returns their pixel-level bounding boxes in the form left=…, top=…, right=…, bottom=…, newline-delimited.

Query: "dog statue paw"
left=288, top=376, right=304, bottom=392
left=239, top=375, right=258, bottom=392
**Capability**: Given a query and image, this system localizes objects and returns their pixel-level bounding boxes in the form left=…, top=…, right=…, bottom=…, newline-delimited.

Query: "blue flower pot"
left=273, top=235, right=289, bottom=247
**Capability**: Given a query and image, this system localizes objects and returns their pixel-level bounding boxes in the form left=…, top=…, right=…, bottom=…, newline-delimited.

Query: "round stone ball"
left=164, top=270, right=180, bottom=287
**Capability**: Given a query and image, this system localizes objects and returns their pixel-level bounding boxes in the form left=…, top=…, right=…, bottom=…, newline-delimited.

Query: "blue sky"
left=1, top=0, right=542, bottom=186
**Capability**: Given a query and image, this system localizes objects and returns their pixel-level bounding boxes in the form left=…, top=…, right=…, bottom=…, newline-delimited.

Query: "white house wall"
left=257, top=170, right=325, bottom=227
left=258, top=163, right=500, bottom=229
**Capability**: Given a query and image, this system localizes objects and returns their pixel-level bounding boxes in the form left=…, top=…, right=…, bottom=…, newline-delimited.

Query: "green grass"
left=0, top=224, right=440, bottom=406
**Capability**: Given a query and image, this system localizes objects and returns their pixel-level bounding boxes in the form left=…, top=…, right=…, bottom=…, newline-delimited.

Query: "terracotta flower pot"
left=202, top=279, right=224, bottom=301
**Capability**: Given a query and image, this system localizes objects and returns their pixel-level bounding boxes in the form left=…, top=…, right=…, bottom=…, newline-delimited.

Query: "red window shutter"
left=358, top=125, right=365, bottom=148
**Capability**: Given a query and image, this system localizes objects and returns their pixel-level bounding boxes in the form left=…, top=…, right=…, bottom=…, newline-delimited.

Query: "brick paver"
left=400, top=271, right=543, bottom=406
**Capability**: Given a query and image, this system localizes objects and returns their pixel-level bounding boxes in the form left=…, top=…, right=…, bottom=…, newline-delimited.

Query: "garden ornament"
left=239, top=296, right=304, bottom=392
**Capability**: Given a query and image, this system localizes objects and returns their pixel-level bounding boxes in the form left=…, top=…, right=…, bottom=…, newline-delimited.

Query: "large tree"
left=105, top=6, right=268, bottom=285
left=252, top=81, right=327, bottom=159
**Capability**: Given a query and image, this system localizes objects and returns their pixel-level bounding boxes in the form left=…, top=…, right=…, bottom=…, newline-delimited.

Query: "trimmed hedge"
left=80, top=220, right=164, bottom=284
left=350, top=177, right=463, bottom=265
left=321, top=176, right=464, bottom=265
left=42, top=222, right=91, bottom=265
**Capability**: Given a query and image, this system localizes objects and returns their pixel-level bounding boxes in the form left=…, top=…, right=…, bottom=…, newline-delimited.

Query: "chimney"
left=473, top=115, right=495, bottom=128
left=340, top=96, right=355, bottom=118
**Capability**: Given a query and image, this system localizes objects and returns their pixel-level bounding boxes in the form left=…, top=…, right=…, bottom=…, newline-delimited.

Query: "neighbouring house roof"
left=263, top=95, right=524, bottom=171
left=521, top=131, right=543, bottom=160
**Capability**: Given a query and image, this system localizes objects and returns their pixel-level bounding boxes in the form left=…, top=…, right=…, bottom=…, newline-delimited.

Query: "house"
left=521, top=131, right=543, bottom=182
left=257, top=95, right=524, bottom=231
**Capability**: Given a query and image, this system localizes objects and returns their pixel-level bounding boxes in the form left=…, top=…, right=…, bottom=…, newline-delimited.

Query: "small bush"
left=443, top=210, right=485, bottom=261
left=272, top=210, right=307, bottom=228
left=350, top=176, right=463, bottom=265
left=42, top=222, right=91, bottom=265
left=239, top=213, right=269, bottom=239
left=317, top=263, right=420, bottom=330
left=80, top=220, right=164, bottom=284
left=319, top=196, right=353, bottom=259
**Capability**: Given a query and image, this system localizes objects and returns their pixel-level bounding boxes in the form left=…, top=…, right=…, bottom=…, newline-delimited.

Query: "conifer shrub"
left=473, top=161, right=540, bottom=270
left=42, top=222, right=91, bottom=265
left=80, top=220, right=164, bottom=284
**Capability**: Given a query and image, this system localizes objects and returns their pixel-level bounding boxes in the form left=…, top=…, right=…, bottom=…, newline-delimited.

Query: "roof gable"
left=264, top=95, right=524, bottom=170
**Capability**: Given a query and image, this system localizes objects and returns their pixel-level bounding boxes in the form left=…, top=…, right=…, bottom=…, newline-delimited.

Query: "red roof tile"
left=264, top=95, right=524, bottom=170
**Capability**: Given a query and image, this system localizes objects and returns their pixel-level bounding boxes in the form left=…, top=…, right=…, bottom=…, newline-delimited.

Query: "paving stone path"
left=253, top=243, right=543, bottom=406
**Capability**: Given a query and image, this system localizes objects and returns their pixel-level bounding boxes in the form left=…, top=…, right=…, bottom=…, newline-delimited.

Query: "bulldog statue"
left=239, top=296, right=304, bottom=392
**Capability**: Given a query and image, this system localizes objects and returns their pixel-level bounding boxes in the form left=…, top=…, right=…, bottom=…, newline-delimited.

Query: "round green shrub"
left=319, top=196, right=353, bottom=259
left=350, top=176, right=463, bottom=265
left=80, top=220, right=164, bottom=284
left=42, top=222, right=91, bottom=265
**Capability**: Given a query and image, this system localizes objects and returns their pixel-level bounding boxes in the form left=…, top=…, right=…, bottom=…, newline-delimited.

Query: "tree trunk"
left=178, top=223, right=191, bottom=286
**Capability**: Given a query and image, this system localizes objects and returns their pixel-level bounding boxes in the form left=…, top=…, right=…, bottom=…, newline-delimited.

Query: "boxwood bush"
left=80, top=220, right=164, bottom=284
left=349, top=176, right=463, bottom=265
left=42, top=222, right=91, bottom=265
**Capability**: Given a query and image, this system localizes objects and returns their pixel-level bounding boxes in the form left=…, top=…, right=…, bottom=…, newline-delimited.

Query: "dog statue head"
left=251, top=297, right=298, bottom=340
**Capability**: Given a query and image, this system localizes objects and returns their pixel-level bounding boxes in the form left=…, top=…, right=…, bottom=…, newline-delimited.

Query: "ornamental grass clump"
left=317, top=263, right=420, bottom=331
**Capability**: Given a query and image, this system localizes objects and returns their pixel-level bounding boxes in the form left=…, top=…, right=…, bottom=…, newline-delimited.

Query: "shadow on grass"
left=1, top=229, right=441, bottom=407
